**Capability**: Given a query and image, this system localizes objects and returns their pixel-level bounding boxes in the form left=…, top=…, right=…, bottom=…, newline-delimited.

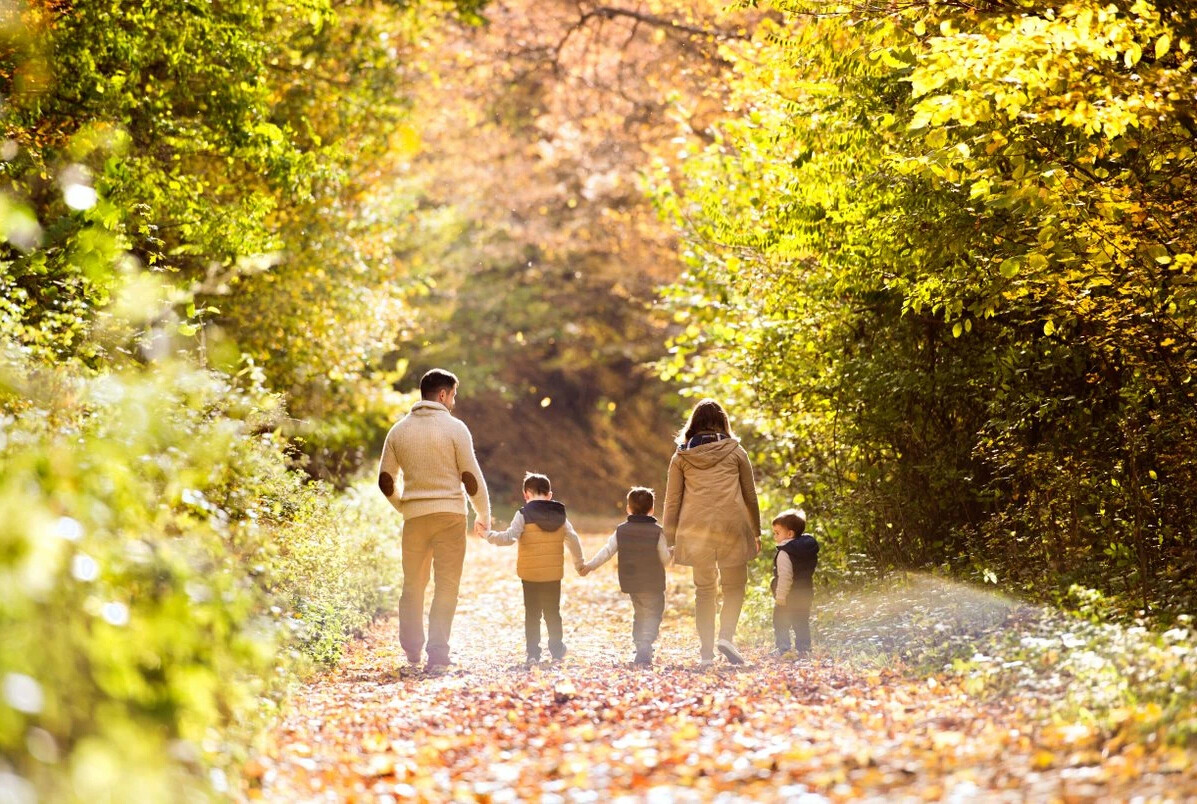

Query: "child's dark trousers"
left=773, top=587, right=813, bottom=653
left=522, top=580, right=565, bottom=660
left=628, top=590, right=665, bottom=663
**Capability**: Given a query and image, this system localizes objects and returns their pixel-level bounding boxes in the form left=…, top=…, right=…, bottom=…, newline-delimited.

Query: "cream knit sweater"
left=378, top=401, right=490, bottom=524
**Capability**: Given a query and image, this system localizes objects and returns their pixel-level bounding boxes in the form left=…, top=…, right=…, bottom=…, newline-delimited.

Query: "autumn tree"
left=658, top=0, right=1197, bottom=610
left=0, top=0, right=486, bottom=796
left=392, top=0, right=760, bottom=504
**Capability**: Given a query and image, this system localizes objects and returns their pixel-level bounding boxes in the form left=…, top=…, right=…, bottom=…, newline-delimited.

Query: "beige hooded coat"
left=662, top=437, right=762, bottom=568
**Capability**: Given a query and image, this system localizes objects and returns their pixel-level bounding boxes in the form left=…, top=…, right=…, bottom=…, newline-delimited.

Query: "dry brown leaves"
left=244, top=534, right=1197, bottom=801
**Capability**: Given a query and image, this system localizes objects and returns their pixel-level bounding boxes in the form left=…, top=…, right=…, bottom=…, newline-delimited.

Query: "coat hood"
left=521, top=499, right=567, bottom=531
left=410, top=400, right=451, bottom=416
left=675, top=436, right=741, bottom=470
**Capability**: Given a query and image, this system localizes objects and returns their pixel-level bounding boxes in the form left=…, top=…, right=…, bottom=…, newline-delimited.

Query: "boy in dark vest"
left=484, top=472, right=585, bottom=665
left=770, top=509, right=819, bottom=656
left=580, top=487, right=673, bottom=665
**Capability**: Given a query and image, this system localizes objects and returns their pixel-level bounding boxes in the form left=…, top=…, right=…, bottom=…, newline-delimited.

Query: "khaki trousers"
left=692, top=561, right=748, bottom=660
left=398, top=512, right=467, bottom=664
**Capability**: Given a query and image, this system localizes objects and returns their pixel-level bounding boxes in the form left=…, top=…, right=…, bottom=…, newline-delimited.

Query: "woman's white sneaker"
left=716, top=639, right=745, bottom=665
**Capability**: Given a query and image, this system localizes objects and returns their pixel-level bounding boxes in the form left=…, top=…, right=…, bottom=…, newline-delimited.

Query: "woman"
left=662, top=399, right=761, bottom=665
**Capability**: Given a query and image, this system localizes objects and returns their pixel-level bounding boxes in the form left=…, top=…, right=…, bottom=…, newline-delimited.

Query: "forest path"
left=245, top=532, right=1194, bottom=801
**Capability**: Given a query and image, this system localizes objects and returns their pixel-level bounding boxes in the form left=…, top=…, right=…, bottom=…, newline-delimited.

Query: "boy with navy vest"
left=770, top=509, right=819, bottom=656
left=580, top=487, right=672, bottom=665
left=485, top=472, right=585, bottom=665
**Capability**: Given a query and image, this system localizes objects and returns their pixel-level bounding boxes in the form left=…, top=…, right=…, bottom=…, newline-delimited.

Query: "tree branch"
left=581, top=5, right=752, bottom=41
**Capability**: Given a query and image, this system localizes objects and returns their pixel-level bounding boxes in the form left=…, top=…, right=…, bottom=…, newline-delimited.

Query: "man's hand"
left=578, top=565, right=590, bottom=577
left=473, top=520, right=488, bottom=539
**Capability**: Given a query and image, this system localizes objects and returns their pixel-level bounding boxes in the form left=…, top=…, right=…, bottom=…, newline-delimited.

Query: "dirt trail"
left=245, top=532, right=1195, bottom=801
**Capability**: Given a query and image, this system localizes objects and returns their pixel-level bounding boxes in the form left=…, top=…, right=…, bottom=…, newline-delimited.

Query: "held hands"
left=472, top=519, right=490, bottom=539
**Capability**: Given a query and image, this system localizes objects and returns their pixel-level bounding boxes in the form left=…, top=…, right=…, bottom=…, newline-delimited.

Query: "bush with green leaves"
left=0, top=0, right=494, bottom=797
left=655, top=0, right=1197, bottom=615
left=0, top=348, right=400, bottom=799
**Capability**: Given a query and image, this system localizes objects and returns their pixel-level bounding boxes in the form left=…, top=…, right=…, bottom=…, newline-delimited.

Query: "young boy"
left=770, top=509, right=819, bottom=656
left=485, top=472, right=585, bottom=664
left=580, top=487, right=672, bottom=665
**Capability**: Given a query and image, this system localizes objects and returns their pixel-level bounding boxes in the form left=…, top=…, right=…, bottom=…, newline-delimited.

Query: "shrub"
left=0, top=351, right=399, bottom=799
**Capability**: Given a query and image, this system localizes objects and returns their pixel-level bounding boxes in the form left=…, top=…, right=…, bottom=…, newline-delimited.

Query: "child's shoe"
left=633, top=648, right=652, bottom=666
left=549, top=645, right=567, bottom=662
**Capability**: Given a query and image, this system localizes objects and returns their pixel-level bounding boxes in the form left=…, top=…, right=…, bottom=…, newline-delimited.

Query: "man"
left=378, top=368, right=490, bottom=672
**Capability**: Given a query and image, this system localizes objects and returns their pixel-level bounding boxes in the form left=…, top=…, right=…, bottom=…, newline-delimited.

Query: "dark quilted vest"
left=616, top=516, right=666, bottom=594
left=771, top=534, right=819, bottom=593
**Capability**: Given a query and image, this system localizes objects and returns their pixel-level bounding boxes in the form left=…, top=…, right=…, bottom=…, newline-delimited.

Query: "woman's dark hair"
left=678, top=398, right=733, bottom=445
left=420, top=368, right=458, bottom=400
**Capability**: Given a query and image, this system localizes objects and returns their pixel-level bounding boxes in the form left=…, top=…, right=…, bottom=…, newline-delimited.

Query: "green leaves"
left=0, top=352, right=400, bottom=798
left=0, top=0, right=485, bottom=797
left=656, top=0, right=1197, bottom=616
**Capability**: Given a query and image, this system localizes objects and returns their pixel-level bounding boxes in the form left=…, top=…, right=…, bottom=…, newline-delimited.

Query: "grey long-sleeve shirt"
left=775, top=551, right=795, bottom=605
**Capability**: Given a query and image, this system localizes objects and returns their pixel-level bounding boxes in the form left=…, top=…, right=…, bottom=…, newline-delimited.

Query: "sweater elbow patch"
left=378, top=472, right=395, bottom=497
left=461, top=471, right=479, bottom=495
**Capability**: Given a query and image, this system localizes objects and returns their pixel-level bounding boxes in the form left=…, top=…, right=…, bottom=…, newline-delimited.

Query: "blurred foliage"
left=389, top=0, right=763, bottom=507
left=0, top=347, right=399, bottom=799
left=0, top=0, right=481, bottom=797
left=655, top=0, right=1197, bottom=616
left=0, top=0, right=479, bottom=477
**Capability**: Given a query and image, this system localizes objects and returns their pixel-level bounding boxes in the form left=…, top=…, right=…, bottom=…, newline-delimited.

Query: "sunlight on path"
left=245, top=533, right=1195, bottom=801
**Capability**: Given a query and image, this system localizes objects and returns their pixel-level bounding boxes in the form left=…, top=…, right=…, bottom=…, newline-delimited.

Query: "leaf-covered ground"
left=245, top=533, right=1197, bottom=801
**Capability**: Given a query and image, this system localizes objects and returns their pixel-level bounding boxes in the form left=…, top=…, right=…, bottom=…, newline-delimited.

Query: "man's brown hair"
left=419, top=368, right=458, bottom=400
left=627, top=486, right=655, bottom=516
left=772, top=509, right=806, bottom=536
left=523, top=472, right=551, bottom=496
